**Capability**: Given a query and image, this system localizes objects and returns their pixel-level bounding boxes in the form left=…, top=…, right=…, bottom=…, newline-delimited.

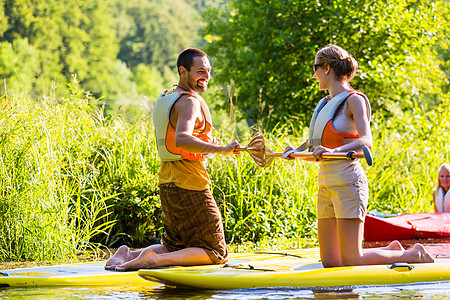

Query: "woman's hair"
left=316, top=44, right=358, bottom=82
left=177, top=48, right=207, bottom=75
left=435, top=163, right=450, bottom=195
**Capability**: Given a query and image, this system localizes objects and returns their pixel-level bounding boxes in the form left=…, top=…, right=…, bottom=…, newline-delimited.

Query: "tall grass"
left=367, top=99, right=450, bottom=213
left=209, top=127, right=319, bottom=249
left=0, top=79, right=160, bottom=261
left=0, top=91, right=104, bottom=260
left=0, top=81, right=448, bottom=261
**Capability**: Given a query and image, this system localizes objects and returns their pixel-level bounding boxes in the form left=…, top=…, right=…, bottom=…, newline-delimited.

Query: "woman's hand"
left=312, top=146, right=333, bottom=161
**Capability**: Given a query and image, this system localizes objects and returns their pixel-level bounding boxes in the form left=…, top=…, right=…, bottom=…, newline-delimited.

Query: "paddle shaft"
left=273, top=151, right=364, bottom=159
left=236, top=147, right=364, bottom=160
left=236, top=134, right=373, bottom=167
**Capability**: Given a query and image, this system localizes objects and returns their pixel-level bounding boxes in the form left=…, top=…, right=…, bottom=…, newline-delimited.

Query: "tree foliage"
left=115, top=0, right=204, bottom=72
left=0, top=0, right=209, bottom=104
left=0, top=0, right=123, bottom=97
left=202, top=0, right=449, bottom=128
left=111, top=0, right=207, bottom=101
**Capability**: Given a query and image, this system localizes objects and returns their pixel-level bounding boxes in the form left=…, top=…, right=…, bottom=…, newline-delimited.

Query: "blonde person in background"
left=433, top=163, right=450, bottom=212
left=283, top=44, right=434, bottom=268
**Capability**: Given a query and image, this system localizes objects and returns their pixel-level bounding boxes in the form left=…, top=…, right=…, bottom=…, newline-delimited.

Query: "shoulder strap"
left=444, top=189, right=450, bottom=212
left=435, top=188, right=445, bottom=212
left=196, top=94, right=213, bottom=129
left=310, top=90, right=351, bottom=142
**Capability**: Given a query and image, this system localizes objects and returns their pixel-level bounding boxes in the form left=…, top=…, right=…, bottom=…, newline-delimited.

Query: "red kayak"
left=364, top=212, right=450, bottom=241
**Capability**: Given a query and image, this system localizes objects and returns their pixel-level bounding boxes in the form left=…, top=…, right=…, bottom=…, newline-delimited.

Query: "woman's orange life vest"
left=312, top=90, right=369, bottom=149
left=321, top=118, right=359, bottom=149
left=283, top=90, right=370, bottom=156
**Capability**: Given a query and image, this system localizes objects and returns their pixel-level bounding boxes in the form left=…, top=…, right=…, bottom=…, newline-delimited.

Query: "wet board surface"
left=139, top=250, right=450, bottom=289
left=0, top=261, right=154, bottom=288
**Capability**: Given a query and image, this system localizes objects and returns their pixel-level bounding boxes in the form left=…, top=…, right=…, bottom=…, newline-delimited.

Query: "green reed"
left=367, top=99, right=450, bottom=214
left=0, top=79, right=159, bottom=261
left=209, top=127, right=319, bottom=249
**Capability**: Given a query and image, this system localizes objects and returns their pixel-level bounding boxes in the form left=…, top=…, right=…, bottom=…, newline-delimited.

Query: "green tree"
left=132, top=64, right=179, bottom=100
left=202, top=0, right=449, bottom=128
left=0, top=0, right=127, bottom=98
left=108, top=0, right=212, bottom=105
left=0, top=0, right=7, bottom=37
left=115, top=0, right=205, bottom=72
left=0, top=38, right=40, bottom=93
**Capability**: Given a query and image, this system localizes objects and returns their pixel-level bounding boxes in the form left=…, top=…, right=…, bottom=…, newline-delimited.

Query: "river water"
left=2, top=282, right=450, bottom=299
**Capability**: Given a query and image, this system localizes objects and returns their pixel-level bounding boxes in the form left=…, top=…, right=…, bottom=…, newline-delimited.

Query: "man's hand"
left=282, top=145, right=296, bottom=160
left=218, top=140, right=241, bottom=155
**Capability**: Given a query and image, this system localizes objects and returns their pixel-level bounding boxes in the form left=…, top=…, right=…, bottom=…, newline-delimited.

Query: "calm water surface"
left=2, top=282, right=450, bottom=299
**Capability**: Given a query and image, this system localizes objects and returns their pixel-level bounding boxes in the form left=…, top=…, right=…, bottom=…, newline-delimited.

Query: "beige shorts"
left=317, top=177, right=369, bottom=221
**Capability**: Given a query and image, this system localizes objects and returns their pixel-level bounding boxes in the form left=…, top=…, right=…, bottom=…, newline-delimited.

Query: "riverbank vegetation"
left=0, top=82, right=448, bottom=261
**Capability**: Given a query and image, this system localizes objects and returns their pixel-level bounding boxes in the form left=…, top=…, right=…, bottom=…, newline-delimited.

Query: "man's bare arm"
left=173, top=96, right=239, bottom=155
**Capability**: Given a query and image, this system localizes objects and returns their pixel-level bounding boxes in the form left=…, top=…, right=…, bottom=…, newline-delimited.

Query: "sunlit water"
left=2, top=282, right=450, bottom=299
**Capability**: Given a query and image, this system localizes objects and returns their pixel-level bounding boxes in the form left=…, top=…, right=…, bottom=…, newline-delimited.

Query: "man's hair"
left=177, top=48, right=207, bottom=75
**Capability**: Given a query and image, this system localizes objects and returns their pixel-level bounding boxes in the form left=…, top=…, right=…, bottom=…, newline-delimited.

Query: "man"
left=105, top=48, right=240, bottom=271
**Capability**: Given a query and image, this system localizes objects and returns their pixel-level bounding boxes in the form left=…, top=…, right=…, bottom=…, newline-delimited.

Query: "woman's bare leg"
left=337, top=219, right=434, bottom=266
left=318, top=218, right=342, bottom=267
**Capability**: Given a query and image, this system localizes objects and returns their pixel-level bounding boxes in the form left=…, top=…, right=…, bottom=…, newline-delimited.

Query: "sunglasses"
left=313, top=63, right=323, bottom=72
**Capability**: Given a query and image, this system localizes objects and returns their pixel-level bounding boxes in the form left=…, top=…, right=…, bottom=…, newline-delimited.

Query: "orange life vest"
left=153, top=89, right=214, bottom=161
left=283, top=90, right=370, bottom=155
left=318, top=90, right=370, bottom=149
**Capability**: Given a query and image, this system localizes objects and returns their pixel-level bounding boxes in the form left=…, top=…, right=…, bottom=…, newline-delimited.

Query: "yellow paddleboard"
left=0, top=249, right=318, bottom=288
left=0, top=261, right=157, bottom=288
left=139, top=249, right=450, bottom=289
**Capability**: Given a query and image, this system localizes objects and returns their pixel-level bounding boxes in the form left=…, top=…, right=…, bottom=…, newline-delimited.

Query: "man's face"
left=186, top=56, right=211, bottom=93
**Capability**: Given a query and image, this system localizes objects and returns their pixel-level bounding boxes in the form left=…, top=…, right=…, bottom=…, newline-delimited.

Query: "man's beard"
left=188, top=76, right=207, bottom=92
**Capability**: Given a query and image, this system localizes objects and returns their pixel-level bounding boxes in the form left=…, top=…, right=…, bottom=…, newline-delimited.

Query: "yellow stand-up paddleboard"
left=0, top=261, right=157, bottom=288
left=0, top=249, right=319, bottom=288
left=139, top=249, right=450, bottom=289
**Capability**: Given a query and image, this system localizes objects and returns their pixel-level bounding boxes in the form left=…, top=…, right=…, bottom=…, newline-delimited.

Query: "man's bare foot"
left=105, top=245, right=132, bottom=270
left=411, top=244, right=435, bottom=263
left=115, top=248, right=158, bottom=271
left=386, top=240, right=404, bottom=251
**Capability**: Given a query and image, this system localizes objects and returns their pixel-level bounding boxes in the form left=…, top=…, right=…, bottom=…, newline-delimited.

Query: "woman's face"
left=313, top=56, right=328, bottom=91
left=439, top=168, right=450, bottom=192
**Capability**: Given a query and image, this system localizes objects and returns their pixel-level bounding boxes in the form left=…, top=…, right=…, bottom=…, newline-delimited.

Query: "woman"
left=283, top=44, right=434, bottom=267
left=433, top=163, right=450, bottom=212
